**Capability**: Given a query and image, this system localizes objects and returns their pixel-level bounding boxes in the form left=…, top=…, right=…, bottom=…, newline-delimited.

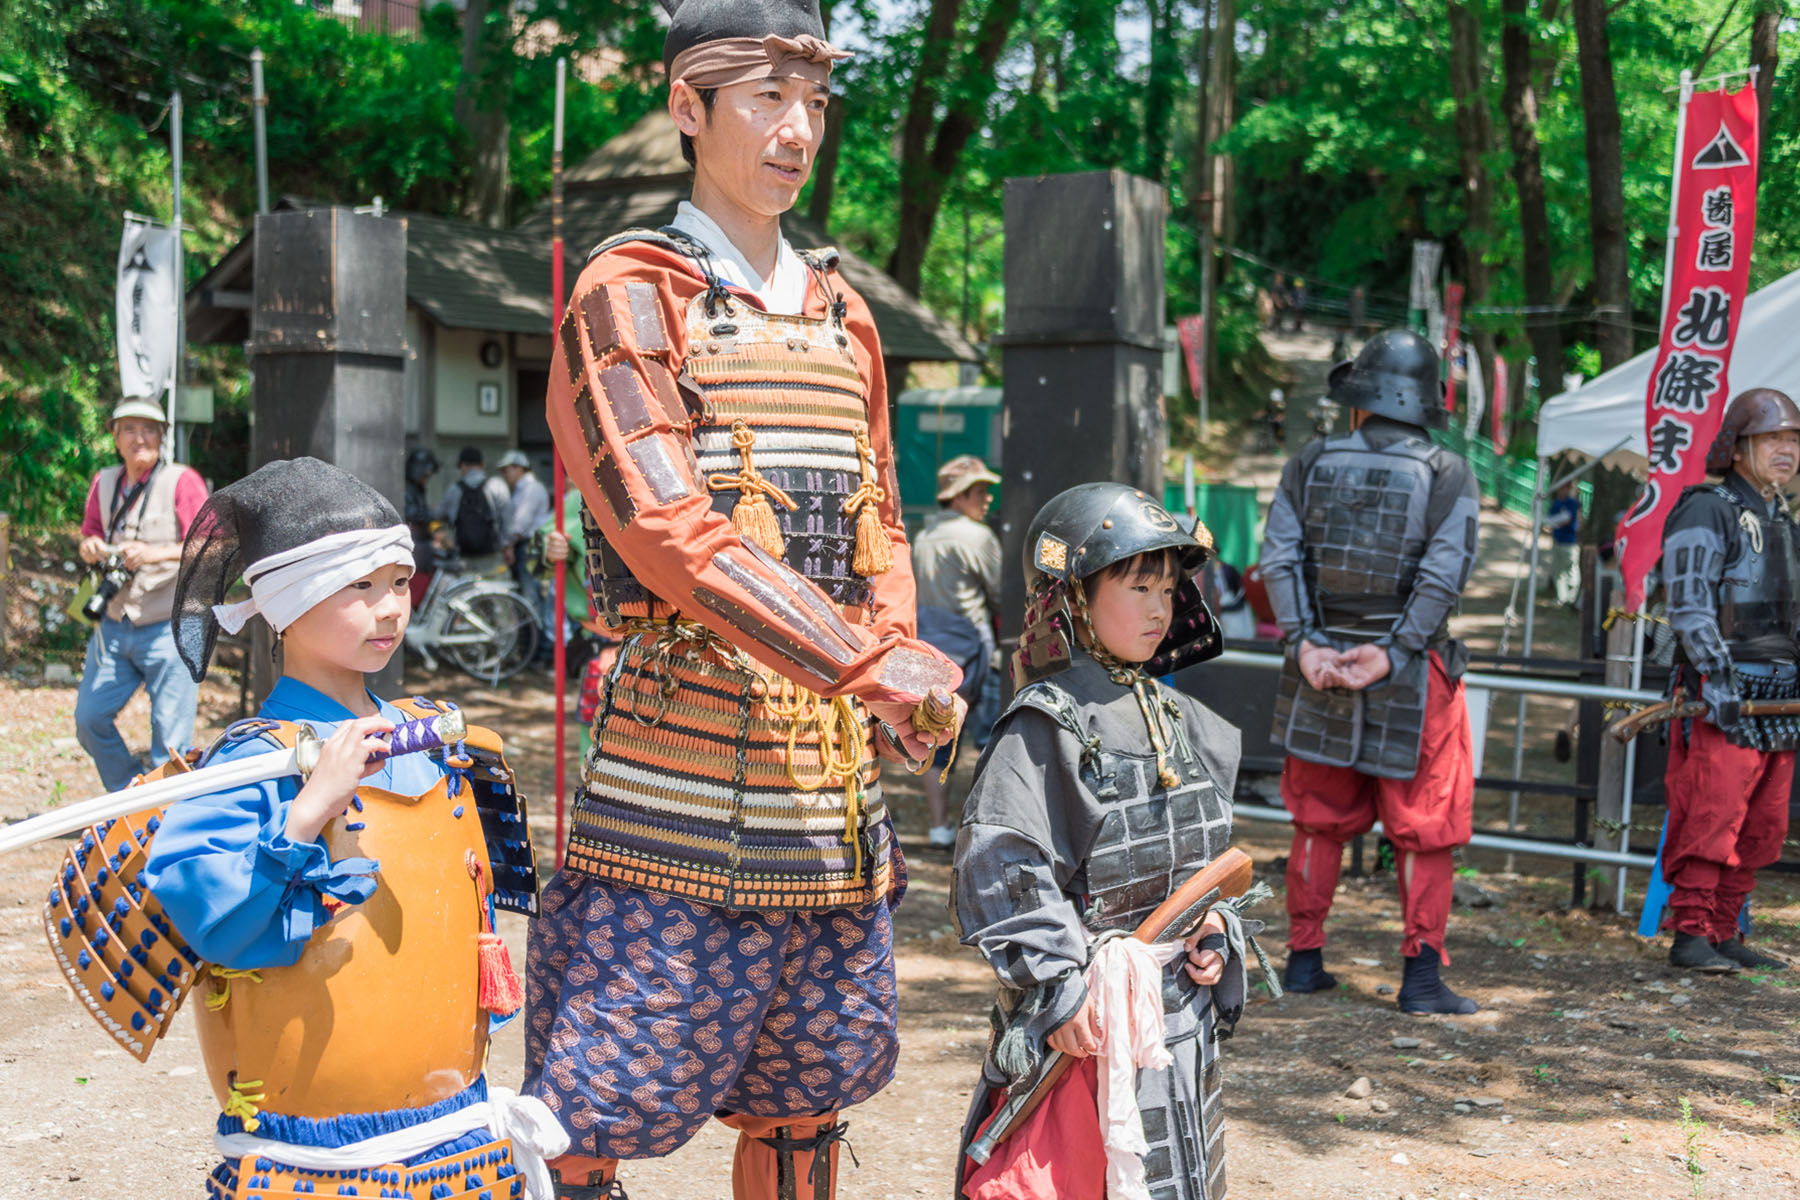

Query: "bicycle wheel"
left=441, top=587, right=540, bottom=683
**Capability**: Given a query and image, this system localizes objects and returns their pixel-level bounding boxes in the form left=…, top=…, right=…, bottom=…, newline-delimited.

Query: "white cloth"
left=671, top=200, right=811, bottom=315
left=212, top=524, right=414, bottom=635
left=1085, top=937, right=1182, bottom=1200
left=212, top=1087, right=569, bottom=1200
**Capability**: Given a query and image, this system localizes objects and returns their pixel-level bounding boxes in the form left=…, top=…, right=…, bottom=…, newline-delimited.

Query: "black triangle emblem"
left=1692, top=122, right=1750, bottom=169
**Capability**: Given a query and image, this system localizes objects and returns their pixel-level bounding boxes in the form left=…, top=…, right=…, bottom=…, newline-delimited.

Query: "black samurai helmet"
left=1014, top=482, right=1222, bottom=687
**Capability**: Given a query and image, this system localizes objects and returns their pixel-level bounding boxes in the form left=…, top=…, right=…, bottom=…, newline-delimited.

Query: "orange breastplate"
left=193, top=773, right=493, bottom=1120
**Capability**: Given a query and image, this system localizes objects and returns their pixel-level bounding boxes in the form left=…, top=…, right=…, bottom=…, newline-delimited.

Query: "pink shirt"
left=81, top=465, right=209, bottom=540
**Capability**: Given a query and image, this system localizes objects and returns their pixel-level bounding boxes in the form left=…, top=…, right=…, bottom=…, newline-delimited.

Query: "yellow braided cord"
left=706, top=420, right=798, bottom=510
left=224, top=1079, right=266, bottom=1132
left=910, top=691, right=962, bottom=784
left=840, top=431, right=886, bottom=517
left=1602, top=607, right=1671, bottom=631
left=204, top=967, right=263, bottom=1012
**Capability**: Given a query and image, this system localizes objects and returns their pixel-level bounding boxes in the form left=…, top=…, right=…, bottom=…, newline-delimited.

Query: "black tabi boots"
left=1397, top=945, right=1478, bottom=1015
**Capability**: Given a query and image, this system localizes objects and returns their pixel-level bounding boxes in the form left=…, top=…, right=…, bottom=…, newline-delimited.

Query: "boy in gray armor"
left=952, top=483, right=1254, bottom=1200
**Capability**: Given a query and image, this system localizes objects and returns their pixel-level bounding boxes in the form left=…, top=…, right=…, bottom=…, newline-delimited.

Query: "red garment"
left=963, top=1056, right=1106, bottom=1200
left=1280, top=650, right=1473, bottom=958
left=80, top=464, right=208, bottom=539
left=1663, top=717, right=1793, bottom=940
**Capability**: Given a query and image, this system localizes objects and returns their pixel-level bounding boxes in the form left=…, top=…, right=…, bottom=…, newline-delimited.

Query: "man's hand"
left=867, top=692, right=968, bottom=763
left=116, top=540, right=164, bottom=571
left=545, top=529, right=571, bottom=563
left=1703, top=677, right=1741, bottom=732
left=1296, top=640, right=1342, bottom=691
left=78, top=536, right=109, bottom=565
left=1184, top=911, right=1229, bottom=986
left=1045, top=994, right=1100, bottom=1059
left=1333, top=643, right=1392, bottom=691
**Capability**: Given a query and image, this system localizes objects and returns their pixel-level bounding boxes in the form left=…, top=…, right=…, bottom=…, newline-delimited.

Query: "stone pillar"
left=248, top=207, right=408, bottom=700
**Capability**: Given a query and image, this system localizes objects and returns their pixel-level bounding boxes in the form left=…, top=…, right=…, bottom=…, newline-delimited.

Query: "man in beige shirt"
left=911, top=455, right=1002, bottom=846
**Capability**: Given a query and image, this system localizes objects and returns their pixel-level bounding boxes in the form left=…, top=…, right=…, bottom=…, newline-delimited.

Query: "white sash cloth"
left=213, top=1087, right=569, bottom=1200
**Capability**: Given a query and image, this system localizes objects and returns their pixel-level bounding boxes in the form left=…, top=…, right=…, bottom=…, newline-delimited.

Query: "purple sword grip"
left=370, top=711, right=466, bottom=761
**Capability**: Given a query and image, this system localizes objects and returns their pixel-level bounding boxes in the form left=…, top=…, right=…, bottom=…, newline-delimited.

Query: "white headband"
left=213, top=525, right=415, bottom=636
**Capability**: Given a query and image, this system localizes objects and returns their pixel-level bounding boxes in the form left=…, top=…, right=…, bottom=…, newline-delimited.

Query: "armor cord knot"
left=203, top=967, right=263, bottom=1012
left=224, top=1077, right=266, bottom=1132
left=842, top=431, right=894, bottom=576
left=707, top=419, right=797, bottom=557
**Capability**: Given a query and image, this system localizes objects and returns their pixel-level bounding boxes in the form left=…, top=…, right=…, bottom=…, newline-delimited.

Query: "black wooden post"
left=248, top=206, right=408, bottom=700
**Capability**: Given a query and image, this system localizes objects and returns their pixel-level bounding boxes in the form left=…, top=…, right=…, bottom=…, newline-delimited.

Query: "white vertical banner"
left=1409, top=240, right=1443, bottom=312
left=116, top=216, right=178, bottom=402
left=1462, top=348, right=1487, bottom=442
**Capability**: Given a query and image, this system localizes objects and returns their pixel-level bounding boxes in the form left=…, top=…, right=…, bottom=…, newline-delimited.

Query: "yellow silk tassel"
left=844, top=431, right=894, bottom=576
left=708, top=419, right=796, bottom=558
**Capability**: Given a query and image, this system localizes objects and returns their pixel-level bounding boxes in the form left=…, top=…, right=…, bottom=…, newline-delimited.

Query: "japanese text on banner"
left=1615, top=82, right=1760, bottom=611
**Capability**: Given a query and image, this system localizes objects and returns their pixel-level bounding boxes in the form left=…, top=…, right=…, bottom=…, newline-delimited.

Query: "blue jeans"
left=74, top=617, right=199, bottom=791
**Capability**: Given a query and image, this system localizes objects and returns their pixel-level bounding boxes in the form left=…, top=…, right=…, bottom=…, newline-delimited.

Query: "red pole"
left=551, top=58, right=568, bottom=870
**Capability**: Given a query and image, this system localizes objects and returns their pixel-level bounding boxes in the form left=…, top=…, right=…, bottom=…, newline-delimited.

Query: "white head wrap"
left=212, top=525, right=414, bottom=635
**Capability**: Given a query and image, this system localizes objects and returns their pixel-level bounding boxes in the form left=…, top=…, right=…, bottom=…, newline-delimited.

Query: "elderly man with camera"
left=73, top=397, right=209, bottom=789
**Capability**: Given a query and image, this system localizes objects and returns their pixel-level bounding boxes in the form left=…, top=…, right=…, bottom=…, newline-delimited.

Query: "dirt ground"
left=1, top=331, right=1795, bottom=1197
left=0, top=660, right=1795, bottom=1200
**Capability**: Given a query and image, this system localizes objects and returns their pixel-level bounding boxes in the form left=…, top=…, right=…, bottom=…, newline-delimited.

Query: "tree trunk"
left=1501, top=0, right=1562, bottom=396
left=887, top=0, right=1026, bottom=296
left=1208, top=0, right=1237, bottom=248
left=807, top=99, right=847, bottom=229
left=1448, top=2, right=1497, bottom=427
left=1142, top=0, right=1180, bottom=184
left=1751, top=1, right=1780, bottom=141
left=1572, top=0, right=1632, bottom=370
left=456, top=0, right=512, bottom=228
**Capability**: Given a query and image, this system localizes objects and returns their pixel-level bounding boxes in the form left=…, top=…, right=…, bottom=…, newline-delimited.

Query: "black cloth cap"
left=663, top=0, right=828, bottom=74
left=173, top=457, right=402, bottom=682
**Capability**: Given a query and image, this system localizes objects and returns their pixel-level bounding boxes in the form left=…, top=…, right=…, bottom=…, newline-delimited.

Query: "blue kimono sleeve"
left=142, top=767, right=380, bottom=971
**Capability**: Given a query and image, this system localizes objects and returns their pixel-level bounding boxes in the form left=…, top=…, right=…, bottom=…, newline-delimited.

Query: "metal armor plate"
left=1272, top=641, right=1430, bottom=779
left=1716, top=487, right=1800, bottom=663
left=1727, top=660, right=1800, bottom=751
left=1299, top=436, right=1437, bottom=616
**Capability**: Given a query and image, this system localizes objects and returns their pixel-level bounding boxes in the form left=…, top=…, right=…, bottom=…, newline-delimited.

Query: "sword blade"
left=0, top=710, right=466, bottom=855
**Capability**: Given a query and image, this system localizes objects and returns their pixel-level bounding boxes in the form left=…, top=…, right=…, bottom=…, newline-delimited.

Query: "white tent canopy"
left=1536, top=268, right=1800, bottom=466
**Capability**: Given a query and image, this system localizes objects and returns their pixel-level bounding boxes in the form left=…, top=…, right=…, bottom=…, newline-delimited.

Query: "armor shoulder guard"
left=586, top=225, right=705, bottom=265
left=796, top=246, right=842, bottom=274
left=45, top=752, right=208, bottom=1063
left=1001, top=680, right=1093, bottom=749
left=390, top=698, right=540, bottom=917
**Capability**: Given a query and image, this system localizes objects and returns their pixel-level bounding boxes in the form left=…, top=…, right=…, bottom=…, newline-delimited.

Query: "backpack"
left=453, top=478, right=501, bottom=556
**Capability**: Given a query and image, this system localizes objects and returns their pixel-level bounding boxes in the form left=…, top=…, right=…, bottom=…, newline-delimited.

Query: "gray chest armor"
left=1703, top=485, right=1800, bottom=750
left=1003, top=680, right=1233, bottom=935
left=1710, top=485, right=1800, bottom=663
left=1270, top=434, right=1442, bottom=779
left=1300, top=433, right=1440, bottom=627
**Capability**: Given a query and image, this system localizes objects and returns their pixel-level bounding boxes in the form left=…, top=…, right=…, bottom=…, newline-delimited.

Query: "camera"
left=80, top=555, right=132, bottom=623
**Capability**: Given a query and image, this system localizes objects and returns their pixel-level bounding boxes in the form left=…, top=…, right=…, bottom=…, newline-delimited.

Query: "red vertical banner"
left=1175, top=314, right=1205, bottom=402
left=1616, top=82, right=1760, bottom=610
left=1491, top=356, right=1509, bottom=452
left=1442, top=284, right=1465, bottom=414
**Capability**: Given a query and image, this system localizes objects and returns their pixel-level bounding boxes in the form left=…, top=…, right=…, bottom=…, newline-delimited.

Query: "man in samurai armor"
left=952, top=483, right=1255, bottom=1200
left=525, top=2, right=966, bottom=1196
left=1258, top=328, right=1484, bottom=1015
left=1658, top=386, right=1800, bottom=973
left=44, top=457, right=554, bottom=1198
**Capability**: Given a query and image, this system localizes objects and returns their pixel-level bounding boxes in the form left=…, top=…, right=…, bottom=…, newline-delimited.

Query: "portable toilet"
left=894, top=385, right=1003, bottom=527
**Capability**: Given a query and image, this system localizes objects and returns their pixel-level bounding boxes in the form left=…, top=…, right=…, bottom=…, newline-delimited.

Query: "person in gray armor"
left=1258, top=328, right=1483, bottom=1015
left=1658, top=387, right=1800, bottom=974
left=952, top=483, right=1255, bottom=1200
